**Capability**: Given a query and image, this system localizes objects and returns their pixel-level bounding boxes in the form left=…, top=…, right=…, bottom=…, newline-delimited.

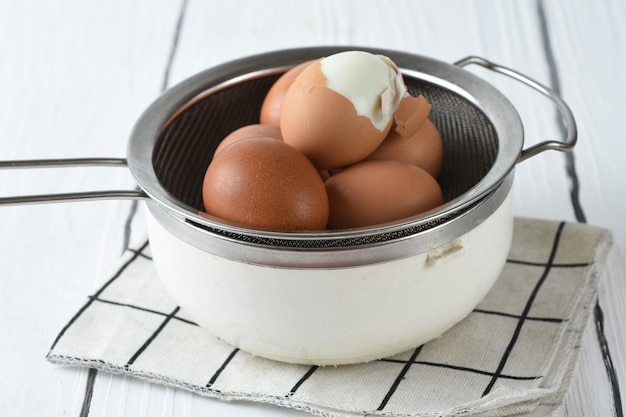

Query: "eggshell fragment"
left=366, top=119, right=444, bottom=178
left=394, top=95, right=432, bottom=138
left=213, top=124, right=282, bottom=156
left=203, top=137, right=329, bottom=231
left=325, top=160, right=443, bottom=229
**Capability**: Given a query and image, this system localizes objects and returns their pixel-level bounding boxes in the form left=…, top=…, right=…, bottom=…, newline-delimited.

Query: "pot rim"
left=128, top=46, right=524, bottom=247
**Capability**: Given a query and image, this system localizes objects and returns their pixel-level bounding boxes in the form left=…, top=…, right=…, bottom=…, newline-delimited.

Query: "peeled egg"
left=325, top=160, right=443, bottom=230
left=203, top=137, right=329, bottom=231
left=280, top=50, right=406, bottom=169
left=213, top=124, right=283, bottom=156
left=366, top=119, right=444, bottom=178
left=260, top=60, right=314, bottom=127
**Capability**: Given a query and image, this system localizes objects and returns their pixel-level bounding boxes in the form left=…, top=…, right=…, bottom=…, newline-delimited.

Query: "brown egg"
left=214, top=124, right=283, bottom=156
left=317, top=169, right=331, bottom=181
left=202, top=137, right=329, bottom=231
left=259, top=60, right=314, bottom=127
left=366, top=119, right=444, bottom=178
left=280, top=51, right=406, bottom=170
left=325, top=160, right=443, bottom=230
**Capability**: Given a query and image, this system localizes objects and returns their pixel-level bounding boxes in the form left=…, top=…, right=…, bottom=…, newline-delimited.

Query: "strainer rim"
left=127, top=46, right=523, bottom=245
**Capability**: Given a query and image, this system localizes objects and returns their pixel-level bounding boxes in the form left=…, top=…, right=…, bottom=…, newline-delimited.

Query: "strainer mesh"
left=152, top=72, right=498, bottom=248
left=186, top=209, right=461, bottom=249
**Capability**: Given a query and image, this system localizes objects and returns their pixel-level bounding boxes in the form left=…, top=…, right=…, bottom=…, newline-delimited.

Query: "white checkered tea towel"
left=47, top=217, right=613, bottom=417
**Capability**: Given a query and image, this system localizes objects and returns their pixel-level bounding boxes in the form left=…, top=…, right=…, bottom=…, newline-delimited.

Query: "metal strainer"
left=0, top=46, right=576, bottom=264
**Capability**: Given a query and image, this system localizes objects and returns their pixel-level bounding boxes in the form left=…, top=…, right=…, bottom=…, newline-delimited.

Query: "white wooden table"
left=1, top=1, right=624, bottom=415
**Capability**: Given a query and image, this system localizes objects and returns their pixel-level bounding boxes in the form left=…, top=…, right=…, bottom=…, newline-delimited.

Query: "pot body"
left=146, top=191, right=513, bottom=365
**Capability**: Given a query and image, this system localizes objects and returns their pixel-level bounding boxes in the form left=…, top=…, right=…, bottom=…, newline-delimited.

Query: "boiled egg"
left=213, top=124, right=283, bottom=156
left=325, top=160, right=443, bottom=229
left=280, top=50, right=407, bottom=169
left=260, top=60, right=314, bottom=127
left=203, top=137, right=329, bottom=231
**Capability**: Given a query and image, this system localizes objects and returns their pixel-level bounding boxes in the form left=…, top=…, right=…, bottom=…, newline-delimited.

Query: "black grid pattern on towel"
left=47, top=218, right=604, bottom=417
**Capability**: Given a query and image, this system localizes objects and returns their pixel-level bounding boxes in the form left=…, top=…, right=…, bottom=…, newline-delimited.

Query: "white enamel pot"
left=146, top=178, right=513, bottom=365
left=0, top=47, right=577, bottom=365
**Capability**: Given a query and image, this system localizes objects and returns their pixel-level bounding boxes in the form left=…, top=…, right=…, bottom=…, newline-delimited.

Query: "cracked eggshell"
left=280, top=51, right=405, bottom=170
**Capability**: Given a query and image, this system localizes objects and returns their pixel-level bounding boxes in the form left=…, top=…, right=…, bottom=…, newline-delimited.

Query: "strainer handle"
left=454, top=56, right=577, bottom=163
left=0, top=157, right=148, bottom=205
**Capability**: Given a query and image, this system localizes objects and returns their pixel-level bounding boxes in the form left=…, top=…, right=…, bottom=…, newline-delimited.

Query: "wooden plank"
left=0, top=0, right=182, bottom=416
left=0, top=0, right=623, bottom=416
